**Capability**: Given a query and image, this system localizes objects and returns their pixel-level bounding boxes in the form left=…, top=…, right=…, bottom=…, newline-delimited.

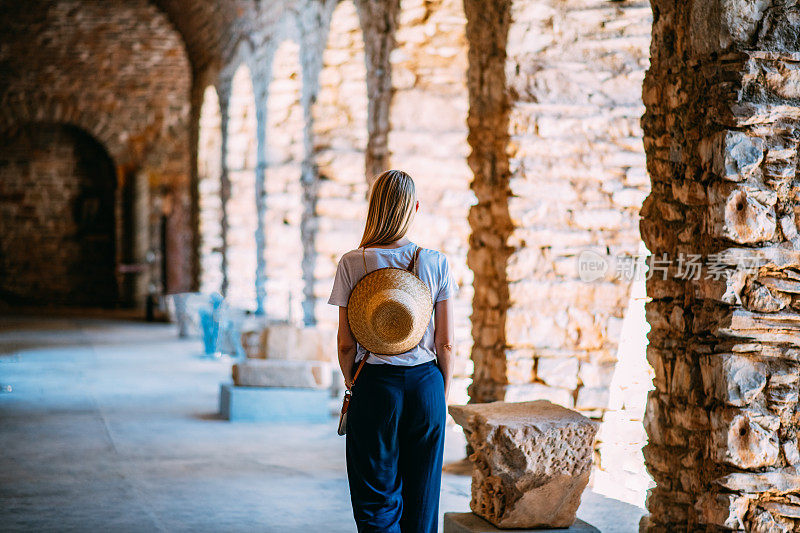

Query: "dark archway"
left=0, top=123, right=118, bottom=306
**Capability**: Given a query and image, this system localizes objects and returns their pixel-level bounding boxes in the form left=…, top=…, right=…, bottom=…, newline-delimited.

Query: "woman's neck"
left=368, top=237, right=411, bottom=249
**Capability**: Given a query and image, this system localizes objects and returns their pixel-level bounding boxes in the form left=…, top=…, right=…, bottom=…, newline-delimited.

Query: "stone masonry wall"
left=225, top=65, right=259, bottom=309
left=266, top=40, right=305, bottom=323
left=390, top=0, right=475, bottom=404
left=464, top=0, right=651, bottom=406
left=198, top=86, right=224, bottom=295
left=464, top=0, right=653, bottom=500
left=0, top=124, right=118, bottom=306
left=0, top=0, right=193, bottom=298
left=641, top=1, right=800, bottom=530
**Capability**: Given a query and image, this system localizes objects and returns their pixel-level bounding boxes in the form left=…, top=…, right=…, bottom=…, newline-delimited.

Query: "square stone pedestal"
left=444, top=513, right=599, bottom=533
left=219, top=383, right=330, bottom=422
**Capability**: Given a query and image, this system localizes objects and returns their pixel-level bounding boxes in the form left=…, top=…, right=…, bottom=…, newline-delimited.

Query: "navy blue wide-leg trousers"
left=346, top=360, right=446, bottom=533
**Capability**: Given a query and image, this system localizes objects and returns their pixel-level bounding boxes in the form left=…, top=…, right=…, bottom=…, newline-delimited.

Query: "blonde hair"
left=359, top=169, right=417, bottom=248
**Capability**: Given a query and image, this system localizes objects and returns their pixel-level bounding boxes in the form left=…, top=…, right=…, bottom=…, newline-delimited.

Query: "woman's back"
left=327, top=241, right=457, bottom=365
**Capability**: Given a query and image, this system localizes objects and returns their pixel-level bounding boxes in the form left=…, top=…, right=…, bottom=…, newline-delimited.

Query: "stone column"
left=298, top=0, right=330, bottom=326
left=641, top=1, right=800, bottom=530
left=131, top=170, right=150, bottom=306
left=463, top=0, right=513, bottom=404
left=354, top=0, right=400, bottom=178
left=218, top=86, right=231, bottom=298
left=253, top=70, right=269, bottom=316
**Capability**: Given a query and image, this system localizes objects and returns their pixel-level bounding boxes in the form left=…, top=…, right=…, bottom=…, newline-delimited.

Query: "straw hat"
left=347, top=265, right=433, bottom=355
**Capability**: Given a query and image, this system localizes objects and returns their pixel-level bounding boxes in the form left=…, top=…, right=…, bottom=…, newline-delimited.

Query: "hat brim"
left=347, top=267, right=433, bottom=355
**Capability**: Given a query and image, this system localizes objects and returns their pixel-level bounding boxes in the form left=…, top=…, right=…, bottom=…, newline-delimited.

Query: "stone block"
left=218, top=384, right=330, bottom=422
left=232, top=359, right=332, bottom=389
left=695, top=492, right=749, bottom=530
left=504, top=383, right=574, bottom=407
left=707, top=181, right=777, bottom=244
left=262, top=324, right=336, bottom=362
left=443, top=512, right=598, bottom=533
left=449, top=401, right=598, bottom=529
left=710, top=408, right=780, bottom=469
left=700, top=353, right=766, bottom=407
left=537, top=357, right=579, bottom=390
left=167, top=292, right=207, bottom=338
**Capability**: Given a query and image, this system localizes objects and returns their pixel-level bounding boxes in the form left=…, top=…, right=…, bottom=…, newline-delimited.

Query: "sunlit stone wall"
left=265, top=40, right=305, bottom=323
left=198, top=85, right=224, bottom=295
left=390, top=0, right=475, bottom=404
left=463, top=0, right=653, bottom=501
left=225, top=64, right=259, bottom=309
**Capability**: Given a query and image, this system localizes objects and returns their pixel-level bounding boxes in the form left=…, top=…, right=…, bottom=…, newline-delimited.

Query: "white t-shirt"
left=327, top=242, right=458, bottom=366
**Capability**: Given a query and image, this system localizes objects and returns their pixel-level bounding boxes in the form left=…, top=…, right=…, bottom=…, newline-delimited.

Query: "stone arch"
left=311, top=0, right=369, bottom=329
left=0, top=123, right=118, bottom=306
left=265, top=39, right=304, bottom=323
left=224, top=63, right=259, bottom=309
left=197, top=85, right=224, bottom=294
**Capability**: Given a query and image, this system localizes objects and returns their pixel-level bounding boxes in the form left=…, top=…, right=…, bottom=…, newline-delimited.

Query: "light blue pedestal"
left=444, top=513, right=599, bottom=533
left=219, top=383, right=331, bottom=422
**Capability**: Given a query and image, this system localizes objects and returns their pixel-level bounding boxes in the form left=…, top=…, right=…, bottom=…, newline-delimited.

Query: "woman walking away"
left=327, top=169, right=457, bottom=533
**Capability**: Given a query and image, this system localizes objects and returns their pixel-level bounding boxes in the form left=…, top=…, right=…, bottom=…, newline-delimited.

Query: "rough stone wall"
left=198, top=86, right=224, bottom=295
left=265, top=40, right=305, bottom=323
left=464, top=0, right=651, bottom=405
left=0, top=124, right=118, bottom=305
left=389, top=0, right=474, bottom=404
left=464, top=0, right=653, bottom=501
left=641, top=1, right=800, bottom=530
left=225, top=65, right=259, bottom=309
left=312, top=0, right=370, bottom=329
left=0, top=0, right=193, bottom=298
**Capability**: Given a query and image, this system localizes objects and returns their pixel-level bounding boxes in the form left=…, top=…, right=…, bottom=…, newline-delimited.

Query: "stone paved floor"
left=0, top=315, right=646, bottom=532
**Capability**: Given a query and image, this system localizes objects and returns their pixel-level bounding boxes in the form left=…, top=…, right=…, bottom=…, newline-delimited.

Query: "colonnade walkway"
left=0, top=315, right=644, bottom=532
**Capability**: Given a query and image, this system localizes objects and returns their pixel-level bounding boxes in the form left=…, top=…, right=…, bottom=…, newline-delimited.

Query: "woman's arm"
left=337, top=306, right=358, bottom=388
left=434, top=298, right=455, bottom=402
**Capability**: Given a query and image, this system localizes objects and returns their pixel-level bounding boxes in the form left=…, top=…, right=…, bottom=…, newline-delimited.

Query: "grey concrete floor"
left=0, top=315, right=646, bottom=532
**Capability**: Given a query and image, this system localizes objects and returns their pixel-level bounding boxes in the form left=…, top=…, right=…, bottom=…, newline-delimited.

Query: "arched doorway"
left=0, top=123, right=117, bottom=306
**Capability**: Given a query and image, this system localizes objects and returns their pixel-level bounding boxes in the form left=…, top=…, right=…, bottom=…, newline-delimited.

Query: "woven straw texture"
left=347, top=267, right=433, bottom=355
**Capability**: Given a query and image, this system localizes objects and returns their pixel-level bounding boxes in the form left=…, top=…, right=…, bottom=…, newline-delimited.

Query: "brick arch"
left=0, top=0, right=193, bottom=293
left=0, top=0, right=191, bottom=173
left=0, top=95, right=128, bottom=170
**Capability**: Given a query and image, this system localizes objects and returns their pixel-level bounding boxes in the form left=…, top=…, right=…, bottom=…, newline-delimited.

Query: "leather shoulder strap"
left=362, top=247, right=367, bottom=274
left=349, top=351, right=369, bottom=390
left=406, top=246, right=421, bottom=274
